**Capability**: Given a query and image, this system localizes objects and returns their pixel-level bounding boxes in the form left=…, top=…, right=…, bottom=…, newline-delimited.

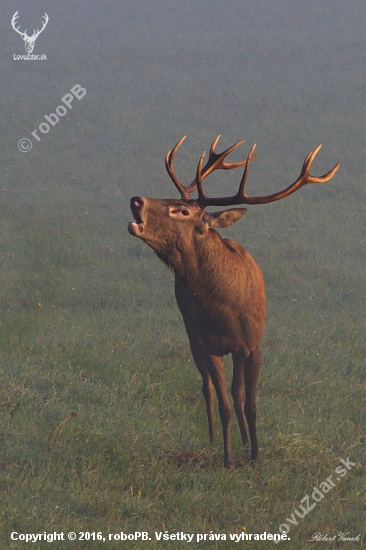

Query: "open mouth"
left=128, top=203, right=144, bottom=236
left=132, top=209, right=143, bottom=224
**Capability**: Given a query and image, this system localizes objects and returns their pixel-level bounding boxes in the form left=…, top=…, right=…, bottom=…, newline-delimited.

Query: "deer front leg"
left=186, top=331, right=216, bottom=443
left=205, top=354, right=234, bottom=469
left=174, top=280, right=216, bottom=442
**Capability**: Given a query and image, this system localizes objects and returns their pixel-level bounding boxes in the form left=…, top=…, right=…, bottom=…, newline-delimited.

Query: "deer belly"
left=175, top=280, right=262, bottom=356
left=191, top=308, right=253, bottom=356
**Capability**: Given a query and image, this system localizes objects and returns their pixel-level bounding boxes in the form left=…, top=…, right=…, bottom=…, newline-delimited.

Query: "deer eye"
left=181, top=209, right=190, bottom=216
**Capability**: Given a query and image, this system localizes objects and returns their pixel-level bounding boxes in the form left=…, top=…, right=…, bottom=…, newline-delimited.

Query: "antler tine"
left=184, top=135, right=248, bottom=197
left=196, top=152, right=206, bottom=200
left=301, top=144, right=340, bottom=183
left=165, top=135, right=191, bottom=199
left=238, top=143, right=257, bottom=196
left=11, top=10, right=19, bottom=25
left=198, top=135, right=247, bottom=179
left=298, top=144, right=322, bottom=182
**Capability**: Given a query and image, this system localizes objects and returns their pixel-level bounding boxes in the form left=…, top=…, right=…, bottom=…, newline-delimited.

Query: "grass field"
left=0, top=163, right=364, bottom=549
left=0, top=1, right=365, bottom=548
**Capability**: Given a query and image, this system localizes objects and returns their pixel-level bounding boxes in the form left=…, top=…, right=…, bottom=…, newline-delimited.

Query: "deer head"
left=11, top=11, right=49, bottom=54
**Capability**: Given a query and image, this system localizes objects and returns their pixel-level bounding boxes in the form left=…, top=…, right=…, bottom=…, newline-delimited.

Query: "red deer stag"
left=128, top=136, right=339, bottom=468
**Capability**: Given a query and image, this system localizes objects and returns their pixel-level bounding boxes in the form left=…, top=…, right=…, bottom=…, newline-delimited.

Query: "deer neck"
left=172, top=228, right=227, bottom=295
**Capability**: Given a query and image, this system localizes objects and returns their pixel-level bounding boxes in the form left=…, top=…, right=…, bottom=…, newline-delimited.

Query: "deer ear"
left=208, top=208, right=247, bottom=228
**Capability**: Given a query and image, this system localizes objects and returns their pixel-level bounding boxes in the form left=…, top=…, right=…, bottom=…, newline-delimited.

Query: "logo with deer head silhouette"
left=11, top=10, right=49, bottom=54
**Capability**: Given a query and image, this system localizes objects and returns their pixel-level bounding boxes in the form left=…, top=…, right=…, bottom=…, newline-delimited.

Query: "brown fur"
left=129, top=197, right=265, bottom=467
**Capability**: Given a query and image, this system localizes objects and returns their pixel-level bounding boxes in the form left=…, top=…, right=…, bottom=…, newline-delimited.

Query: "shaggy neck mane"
left=169, top=228, right=242, bottom=302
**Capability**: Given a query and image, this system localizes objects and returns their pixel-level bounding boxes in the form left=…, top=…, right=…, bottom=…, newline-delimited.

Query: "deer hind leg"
left=231, top=352, right=250, bottom=449
left=243, top=347, right=261, bottom=461
left=205, top=354, right=234, bottom=469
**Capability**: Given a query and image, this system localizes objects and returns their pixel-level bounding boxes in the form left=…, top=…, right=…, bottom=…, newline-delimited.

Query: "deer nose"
left=130, top=196, right=144, bottom=209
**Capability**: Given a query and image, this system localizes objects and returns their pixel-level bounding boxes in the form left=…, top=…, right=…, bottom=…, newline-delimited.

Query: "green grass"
left=0, top=181, right=364, bottom=550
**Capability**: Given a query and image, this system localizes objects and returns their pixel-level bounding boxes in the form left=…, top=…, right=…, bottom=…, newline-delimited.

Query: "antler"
left=165, top=136, right=340, bottom=207
left=11, top=11, right=26, bottom=38
left=11, top=11, right=49, bottom=40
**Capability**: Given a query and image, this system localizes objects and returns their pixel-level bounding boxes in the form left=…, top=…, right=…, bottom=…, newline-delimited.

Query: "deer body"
left=128, top=136, right=339, bottom=468
left=173, top=232, right=265, bottom=358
